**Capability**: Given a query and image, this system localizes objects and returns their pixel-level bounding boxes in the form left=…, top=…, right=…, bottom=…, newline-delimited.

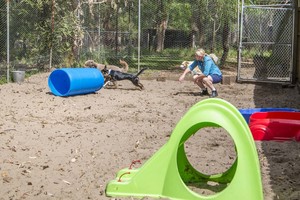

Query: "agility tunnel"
left=48, top=68, right=104, bottom=97
left=106, top=98, right=263, bottom=200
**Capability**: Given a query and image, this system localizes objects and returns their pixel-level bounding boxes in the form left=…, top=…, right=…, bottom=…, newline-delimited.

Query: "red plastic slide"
left=249, top=112, right=300, bottom=141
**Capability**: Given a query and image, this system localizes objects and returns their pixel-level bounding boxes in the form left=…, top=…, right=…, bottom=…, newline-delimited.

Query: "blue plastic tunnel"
left=48, top=68, right=104, bottom=97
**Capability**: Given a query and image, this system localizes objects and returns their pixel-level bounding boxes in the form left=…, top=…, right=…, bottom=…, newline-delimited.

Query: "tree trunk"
left=220, top=19, right=230, bottom=67
left=156, top=19, right=168, bottom=52
left=70, top=1, right=80, bottom=64
left=192, top=5, right=204, bottom=47
left=155, top=0, right=168, bottom=52
left=211, top=20, right=216, bottom=52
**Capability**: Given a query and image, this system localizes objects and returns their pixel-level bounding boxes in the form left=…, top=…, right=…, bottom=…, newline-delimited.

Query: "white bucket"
left=12, top=71, right=25, bottom=83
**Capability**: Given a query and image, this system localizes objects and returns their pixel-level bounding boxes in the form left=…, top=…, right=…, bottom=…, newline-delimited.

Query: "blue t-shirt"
left=189, top=55, right=222, bottom=76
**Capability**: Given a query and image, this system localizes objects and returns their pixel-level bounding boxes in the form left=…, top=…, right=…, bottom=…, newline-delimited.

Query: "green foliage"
left=5, top=0, right=83, bottom=68
left=241, top=48, right=272, bottom=59
left=1, top=0, right=240, bottom=70
left=168, top=3, right=192, bottom=31
left=0, top=76, right=6, bottom=85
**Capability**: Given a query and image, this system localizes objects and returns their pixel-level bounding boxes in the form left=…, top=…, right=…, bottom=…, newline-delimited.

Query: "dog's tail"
left=135, top=67, right=148, bottom=77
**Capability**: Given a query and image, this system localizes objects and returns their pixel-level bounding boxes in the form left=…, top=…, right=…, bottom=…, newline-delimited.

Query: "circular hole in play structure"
left=182, top=126, right=237, bottom=196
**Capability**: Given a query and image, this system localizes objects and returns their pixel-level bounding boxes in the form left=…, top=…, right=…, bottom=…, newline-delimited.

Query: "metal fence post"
left=6, top=0, right=9, bottom=83
left=138, top=0, right=141, bottom=72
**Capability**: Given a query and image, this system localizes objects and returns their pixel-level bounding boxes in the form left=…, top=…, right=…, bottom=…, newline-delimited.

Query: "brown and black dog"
left=84, top=59, right=129, bottom=73
left=101, top=66, right=148, bottom=90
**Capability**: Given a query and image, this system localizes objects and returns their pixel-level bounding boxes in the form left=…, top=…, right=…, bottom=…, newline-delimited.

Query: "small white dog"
left=180, top=61, right=202, bottom=75
left=179, top=53, right=219, bottom=75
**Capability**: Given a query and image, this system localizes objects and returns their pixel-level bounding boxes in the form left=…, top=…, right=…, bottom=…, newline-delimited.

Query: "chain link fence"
left=79, top=0, right=239, bottom=73
left=238, top=0, right=295, bottom=83
left=0, top=1, right=7, bottom=83
left=0, top=0, right=245, bottom=83
left=0, top=1, right=53, bottom=83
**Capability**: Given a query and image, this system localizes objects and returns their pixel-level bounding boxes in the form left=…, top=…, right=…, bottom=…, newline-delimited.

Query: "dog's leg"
left=103, top=81, right=111, bottom=88
left=131, top=78, right=144, bottom=90
left=112, top=81, right=117, bottom=89
left=137, top=83, right=144, bottom=90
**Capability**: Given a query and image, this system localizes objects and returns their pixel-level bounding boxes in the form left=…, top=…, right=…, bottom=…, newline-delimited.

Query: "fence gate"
left=238, top=0, right=296, bottom=83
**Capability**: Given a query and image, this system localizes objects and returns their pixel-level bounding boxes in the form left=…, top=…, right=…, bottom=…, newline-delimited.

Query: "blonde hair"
left=195, top=48, right=207, bottom=57
left=195, top=49, right=219, bottom=64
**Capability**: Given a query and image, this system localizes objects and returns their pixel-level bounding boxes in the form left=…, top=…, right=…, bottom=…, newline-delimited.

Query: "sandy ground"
left=0, top=70, right=300, bottom=200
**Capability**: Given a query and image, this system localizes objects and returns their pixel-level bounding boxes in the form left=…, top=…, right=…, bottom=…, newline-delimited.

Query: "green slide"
left=106, top=98, right=263, bottom=200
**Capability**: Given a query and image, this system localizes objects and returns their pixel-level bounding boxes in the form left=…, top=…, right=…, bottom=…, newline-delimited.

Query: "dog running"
left=101, top=66, right=148, bottom=90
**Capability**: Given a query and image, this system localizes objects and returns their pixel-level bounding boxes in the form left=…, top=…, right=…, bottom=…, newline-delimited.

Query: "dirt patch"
left=0, top=70, right=299, bottom=200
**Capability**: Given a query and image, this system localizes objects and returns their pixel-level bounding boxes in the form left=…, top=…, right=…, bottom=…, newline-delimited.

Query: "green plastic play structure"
left=105, top=98, right=263, bottom=200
